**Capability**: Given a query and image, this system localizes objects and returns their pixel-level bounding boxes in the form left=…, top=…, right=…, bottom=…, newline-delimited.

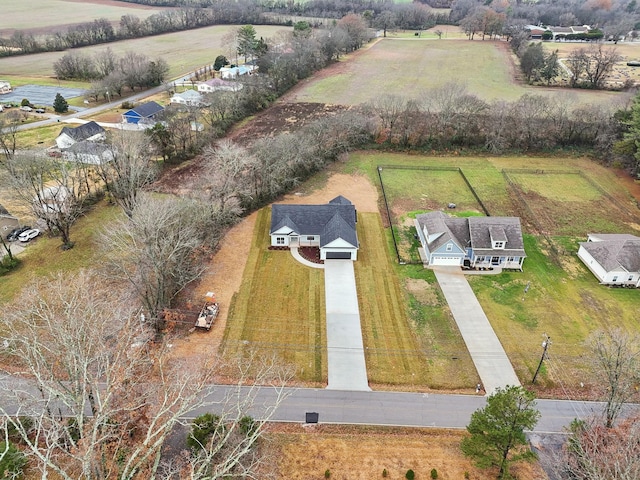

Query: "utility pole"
left=532, top=334, right=551, bottom=384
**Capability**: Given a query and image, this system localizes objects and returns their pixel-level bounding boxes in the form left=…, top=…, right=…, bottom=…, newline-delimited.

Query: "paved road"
left=193, top=385, right=611, bottom=434
left=435, top=269, right=521, bottom=394
left=323, top=260, right=370, bottom=391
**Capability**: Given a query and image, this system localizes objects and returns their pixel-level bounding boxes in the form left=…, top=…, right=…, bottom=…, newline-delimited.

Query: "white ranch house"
left=55, top=121, right=106, bottom=149
left=415, top=211, right=526, bottom=270
left=578, top=234, right=640, bottom=287
left=269, top=196, right=359, bottom=260
left=197, top=78, right=242, bottom=93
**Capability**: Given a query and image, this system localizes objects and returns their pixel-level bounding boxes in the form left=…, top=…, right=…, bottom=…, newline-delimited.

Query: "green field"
left=289, top=38, right=626, bottom=106
left=345, top=151, right=640, bottom=392
left=0, top=0, right=167, bottom=32
left=0, top=25, right=287, bottom=79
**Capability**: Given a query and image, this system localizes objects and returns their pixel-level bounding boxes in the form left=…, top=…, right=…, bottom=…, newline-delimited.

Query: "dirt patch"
left=404, top=278, right=438, bottom=306
left=226, top=102, right=349, bottom=146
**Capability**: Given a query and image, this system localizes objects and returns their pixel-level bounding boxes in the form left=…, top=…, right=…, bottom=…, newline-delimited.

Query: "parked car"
left=18, top=228, right=40, bottom=242
left=35, top=108, right=45, bottom=113
left=7, top=226, right=31, bottom=242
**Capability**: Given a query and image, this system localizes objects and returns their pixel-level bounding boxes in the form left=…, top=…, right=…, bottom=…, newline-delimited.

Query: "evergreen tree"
left=541, top=50, right=560, bottom=85
left=461, top=385, right=540, bottom=479
left=237, top=25, right=257, bottom=63
left=53, top=93, right=69, bottom=113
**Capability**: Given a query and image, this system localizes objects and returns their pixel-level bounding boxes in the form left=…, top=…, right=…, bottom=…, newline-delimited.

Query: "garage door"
left=326, top=252, right=352, bottom=260
left=432, top=256, right=461, bottom=266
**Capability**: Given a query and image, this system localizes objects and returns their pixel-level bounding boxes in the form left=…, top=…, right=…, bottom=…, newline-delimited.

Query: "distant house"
left=0, top=204, right=19, bottom=239
left=219, top=65, right=255, bottom=80
left=0, top=81, right=11, bottom=95
left=122, top=101, right=164, bottom=124
left=34, top=185, right=71, bottom=222
left=578, top=234, right=640, bottom=287
left=269, top=196, right=359, bottom=260
left=197, top=78, right=243, bottom=93
left=63, top=141, right=114, bottom=165
left=415, top=211, right=526, bottom=270
left=170, top=89, right=208, bottom=106
left=55, top=121, right=106, bottom=149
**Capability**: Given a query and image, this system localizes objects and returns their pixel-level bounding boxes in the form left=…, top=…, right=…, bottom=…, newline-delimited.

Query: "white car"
left=18, top=228, right=40, bottom=242
left=20, top=105, right=32, bottom=112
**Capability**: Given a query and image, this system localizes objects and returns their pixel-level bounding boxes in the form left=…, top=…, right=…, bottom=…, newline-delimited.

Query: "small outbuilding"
left=55, top=121, right=106, bottom=149
left=197, top=78, right=243, bottom=93
left=170, top=89, right=208, bottom=106
left=578, top=234, right=640, bottom=287
left=122, top=101, right=164, bottom=124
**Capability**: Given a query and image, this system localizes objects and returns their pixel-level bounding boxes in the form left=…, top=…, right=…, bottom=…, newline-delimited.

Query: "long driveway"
left=323, top=260, right=370, bottom=391
left=434, top=269, right=521, bottom=394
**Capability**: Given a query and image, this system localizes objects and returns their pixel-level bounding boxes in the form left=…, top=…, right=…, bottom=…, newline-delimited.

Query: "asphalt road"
left=193, top=385, right=611, bottom=434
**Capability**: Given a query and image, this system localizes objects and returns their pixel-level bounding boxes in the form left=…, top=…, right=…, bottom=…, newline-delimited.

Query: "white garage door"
left=432, top=256, right=461, bottom=266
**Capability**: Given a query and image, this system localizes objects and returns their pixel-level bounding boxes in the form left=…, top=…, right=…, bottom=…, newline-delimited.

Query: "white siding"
left=577, top=245, right=607, bottom=282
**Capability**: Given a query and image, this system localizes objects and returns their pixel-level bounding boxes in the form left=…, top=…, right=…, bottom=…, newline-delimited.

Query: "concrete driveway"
left=324, top=260, right=370, bottom=391
left=434, top=268, right=520, bottom=394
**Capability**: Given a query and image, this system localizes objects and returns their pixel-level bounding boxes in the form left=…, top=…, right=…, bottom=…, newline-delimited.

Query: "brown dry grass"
left=270, top=424, right=548, bottom=480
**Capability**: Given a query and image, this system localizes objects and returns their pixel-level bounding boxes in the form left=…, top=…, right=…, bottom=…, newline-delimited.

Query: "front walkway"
left=434, top=268, right=520, bottom=394
left=322, top=260, right=370, bottom=391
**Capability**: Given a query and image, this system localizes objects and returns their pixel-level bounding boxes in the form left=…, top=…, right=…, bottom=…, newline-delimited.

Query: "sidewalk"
left=434, top=268, right=520, bottom=394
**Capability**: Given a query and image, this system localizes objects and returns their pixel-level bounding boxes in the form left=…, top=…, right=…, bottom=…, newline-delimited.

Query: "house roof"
left=580, top=235, right=640, bottom=272
left=126, top=101, right=164, bottom=118
left=0, top=204, right=8, bottom=216
left=58, top=121, right=105, bottom=142
left=172, top=89, right=203, bottom=101
left=270, top=196, right=358, bottom=248
left=67, top=141, right=111, bottom=156
left=415, top=212, right=526, bottom=256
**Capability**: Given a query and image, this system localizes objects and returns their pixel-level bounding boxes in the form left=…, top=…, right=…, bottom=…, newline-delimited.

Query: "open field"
left=284, top=38, right=629, bottom=106
left=541, top=40, right=640, bottom=87
left=345, top=151, right=640, bottom=393
left=0, top=24, right=288, bottom=79
left=271, top=425, right=547, bottom=480
left=0, top=0, right=167, bottom=35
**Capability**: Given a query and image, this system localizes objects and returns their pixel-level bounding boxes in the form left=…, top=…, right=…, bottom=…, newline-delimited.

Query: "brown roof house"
left=0, top=204, right=19, bottom=240
left=578, top=234, right=640, bottom=287
left=414, top=211, right=526, bottom=270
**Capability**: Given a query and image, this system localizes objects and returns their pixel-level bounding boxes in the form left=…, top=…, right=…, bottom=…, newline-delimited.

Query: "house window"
left=276, top=237, right=285, bottom=245
left=612, top=276, right=618, bottom=282
left=307, top=236, right=314, bottom=241
left=476, top=256, right=484, bottom=262
left=629, top=275, right=634, bottom=281
left=446, top=244, right=453, bottom=252
left=507, top=257, right=514, bottom=262
left=494, top=242, right=504, bottom=248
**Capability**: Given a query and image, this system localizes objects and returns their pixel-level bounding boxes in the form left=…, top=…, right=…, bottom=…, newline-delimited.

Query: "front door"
left=491, top=256, right=500, bottom=265
left=289, top=235, right=299, bottom=247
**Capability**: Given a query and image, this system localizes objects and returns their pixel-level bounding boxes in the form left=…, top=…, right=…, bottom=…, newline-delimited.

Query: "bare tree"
left=99, top=130, right=159, bottom=217
left=367, top=95, right=407, bottom=138
left=566, top=48, right=589, bottom=88
left=0, top=273, right=291, bottom=480
left=584, top=45, right=622, bottom=89
left=100, top=193, right=214, bottom=330
left=0, top=110, right=24, bottom=161
left=588, top=328, right=640, bottom=428
left=3, top=154, right=91, bottom=248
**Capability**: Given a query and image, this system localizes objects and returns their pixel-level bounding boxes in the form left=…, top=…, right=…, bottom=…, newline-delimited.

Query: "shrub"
left=239, top=415, right=257, bottom=436
left=121, top=101, right=134, bottom=110
left=0, top=255, right=20, bottom=276
left=20, top=98, right=30, bottom=107
left=406, top=469, right=415, bottom=480
left=324, top=468, right=331, bottom=478
left=464, top=472, right=470, bottom=479
left=187, top=413, right=223, bottom=450
left=0, top=441, right=27, bottom=479
left=382, top=468, right=388, bottom=477
left=431, top=468, right=438, bottom=479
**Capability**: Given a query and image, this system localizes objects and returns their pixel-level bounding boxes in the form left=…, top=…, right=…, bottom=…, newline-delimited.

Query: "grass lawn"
left=341, top=151, right=640, bottom=392
left=0, top=25, right=287, bottom=79
left=290, top=38, right=626, bottom=106
left=0, top=201, right=121, bottom=305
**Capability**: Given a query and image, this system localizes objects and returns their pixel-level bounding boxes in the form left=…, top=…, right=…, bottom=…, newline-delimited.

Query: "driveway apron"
left=434, top=269, right=520, bottom=394
left=323, top=260, right=370, bottom=391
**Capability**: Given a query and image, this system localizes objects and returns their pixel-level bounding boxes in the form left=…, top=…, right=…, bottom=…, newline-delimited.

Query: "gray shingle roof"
left=270, top=196, right=357, bottom=248
left=129, top=101, right=164, bottom=118
left=580, top=236, right=640, bottom=272
left=58, top=121, right=105, bottom=142
left=415, top=212, right=526, bottom=256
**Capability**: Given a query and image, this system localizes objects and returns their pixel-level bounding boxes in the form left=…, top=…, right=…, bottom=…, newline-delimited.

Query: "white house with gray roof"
left=55, top=121, right=106, bottom=149
left=578, top=234, right=640, bottom=287
left=415, top=211, right=526, bottom=270
left=269, top=196, right=359, bottom=260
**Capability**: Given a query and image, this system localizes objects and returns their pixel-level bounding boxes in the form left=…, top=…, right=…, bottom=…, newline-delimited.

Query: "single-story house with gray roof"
left=578, top=233, right=640, bottom=287
left=269, top=196, right=359, bottom=260
left=55, top=121, right=106, bottom=149
left=415, top=211, right=526, bottom=270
